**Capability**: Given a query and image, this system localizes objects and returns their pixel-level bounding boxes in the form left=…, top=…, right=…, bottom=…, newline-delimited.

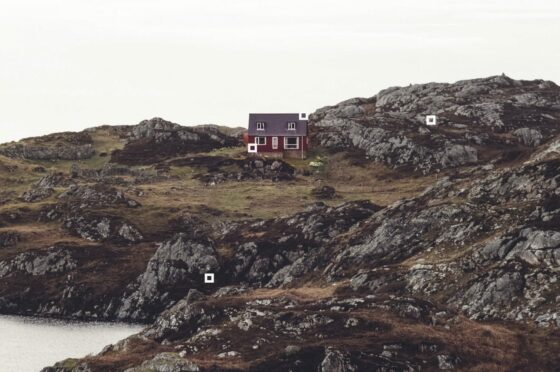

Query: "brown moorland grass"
left=76, top=301, right=560, bottom=372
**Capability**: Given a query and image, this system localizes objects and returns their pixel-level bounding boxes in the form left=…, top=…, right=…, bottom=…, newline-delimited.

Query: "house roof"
left=248, top=113, right=308, bottom=136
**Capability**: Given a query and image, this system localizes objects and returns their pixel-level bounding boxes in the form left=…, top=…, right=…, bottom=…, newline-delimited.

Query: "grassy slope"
left=0, top=127, right=438, bottom=253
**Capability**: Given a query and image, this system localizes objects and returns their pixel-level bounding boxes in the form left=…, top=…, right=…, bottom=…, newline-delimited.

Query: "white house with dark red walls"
left=245, top=113, right=309, bottom=159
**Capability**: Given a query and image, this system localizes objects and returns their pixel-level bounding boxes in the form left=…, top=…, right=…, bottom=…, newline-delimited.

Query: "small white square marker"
left=204, top=273, right=215, bottom=284
left=426, top=115, right=437, bottom=126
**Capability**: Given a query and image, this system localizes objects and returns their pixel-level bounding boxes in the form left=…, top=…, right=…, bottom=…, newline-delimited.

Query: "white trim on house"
left=256, top=122, right=265, bottom=130
left=284, top=136, right=299, bottom=150
left=299, top=113, right=307, bottom=120
left=287, top=122, right=296, bottom=131
left=255, top=136, right=267, bottom=145
left=272, top=136, right=278, bottom=149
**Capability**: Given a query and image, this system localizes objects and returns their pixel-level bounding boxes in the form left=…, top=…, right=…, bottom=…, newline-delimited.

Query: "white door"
left=272, top=137, right=278, bottom=149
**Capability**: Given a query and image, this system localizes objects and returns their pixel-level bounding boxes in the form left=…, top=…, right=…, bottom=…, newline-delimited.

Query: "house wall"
left=248, top=135, right=309, bottom=154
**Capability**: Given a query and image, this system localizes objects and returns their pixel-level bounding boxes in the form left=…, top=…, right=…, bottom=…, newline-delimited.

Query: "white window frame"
left=248, top=143, right=257, bottom=153
left=287, top=122, right=296, bottom=131
left=272, top=136, right=278, bottom=149
left=256, top=122, right=265, bottom=131
left=284, top=137, right=299, bottom=150
left=255, top=136, right=267, bottom=145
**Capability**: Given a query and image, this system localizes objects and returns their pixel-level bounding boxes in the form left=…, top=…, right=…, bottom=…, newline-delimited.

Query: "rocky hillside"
left=110, top=118, right=242, bottom=165
left=0, top=131, right=96, bottom=161
left=1, top=75, right=560, bottom=371
left=310, top=74, right=560, bottom=173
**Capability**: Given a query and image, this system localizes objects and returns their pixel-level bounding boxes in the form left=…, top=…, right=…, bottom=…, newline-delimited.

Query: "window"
left=301, top=113, right=307, bottom=118
left=287, top=122, right=296, bottom=131
left=284, top=137, right=299, bottom=149
left=256, top=122, right=265, bottom=131
left=256, top=137, right=266, bottom=145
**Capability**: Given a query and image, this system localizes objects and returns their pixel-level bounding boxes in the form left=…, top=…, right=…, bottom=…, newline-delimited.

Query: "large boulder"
left=320, top=348, right=357, bottom=372
left=124, top=353, right=200, bottom=372
left=513, top=127, right=544, bottom=147
left=116, top=234, right=219, bottom=321
left=63, top=213, right=142, bottom=243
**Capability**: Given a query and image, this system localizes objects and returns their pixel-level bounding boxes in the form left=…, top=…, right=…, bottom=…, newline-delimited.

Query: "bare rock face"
left=20, top=173, right=66, bottom=202
left=320, top=348, right=357, bottom=372
left=451, top=269, right=524, bottom=319
left=63, top=213, right=142, bottom=243
left=310, top=75, right=560, bottom=172
left=222, top=200, right=380, bottom=287
left=129, top=117, right=187, bottom=141
left=21, top=186, right=53, bottom=203
left=439, top=144, right=478, bottom=167
left=0, top=247, right=76, bottom=278
left=0, top=143, right=95, bottom=161
left=35, top=184, right=143, bottom=243
left=124, top=353, right=200, bottom=372
left=58, top=184, right=140, bottom=209
left=329, top=200, right=482, bottom=277
left=191, top=157, right=297, bottom=185
left=41, top=363, right=93, bottom=372
left=117, top=234, right=219, bottom=321
left=0, top=132, right=95, bottom=161
left=513, top=127, right=544, bottom=147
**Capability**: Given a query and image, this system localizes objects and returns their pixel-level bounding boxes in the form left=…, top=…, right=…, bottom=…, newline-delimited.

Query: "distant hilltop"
left=310, top=74, right=560, bottom=172
left=1, top=75, right=559, bottom=174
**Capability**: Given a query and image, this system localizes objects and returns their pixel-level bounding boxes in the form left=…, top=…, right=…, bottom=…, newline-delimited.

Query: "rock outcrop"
left=0, top=247, right=76, bottom=278
left=63, top=213, right=143, bottom=243
left=110, top=118, right=240, bottom=165
left=124, top=353, right=200, bottom=372
left=310, top=75, right=560, bottom=172
left=20, top=173, right=66, bottom=202
left=117, top=234, right=219, bottom=321
left=190, top=157, right=297, bottom=185
left=0, top=132, right=95, bottom=161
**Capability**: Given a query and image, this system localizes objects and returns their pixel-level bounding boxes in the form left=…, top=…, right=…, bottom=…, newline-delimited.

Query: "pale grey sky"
left=1, top=0, right=559, bottom=143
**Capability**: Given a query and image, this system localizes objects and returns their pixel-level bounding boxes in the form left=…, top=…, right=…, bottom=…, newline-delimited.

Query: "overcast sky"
left=1, top=0, right=559, bottom=143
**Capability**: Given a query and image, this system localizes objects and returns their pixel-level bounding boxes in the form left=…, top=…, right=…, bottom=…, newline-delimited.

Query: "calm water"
left=0, top=315, right=143, bottom=372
